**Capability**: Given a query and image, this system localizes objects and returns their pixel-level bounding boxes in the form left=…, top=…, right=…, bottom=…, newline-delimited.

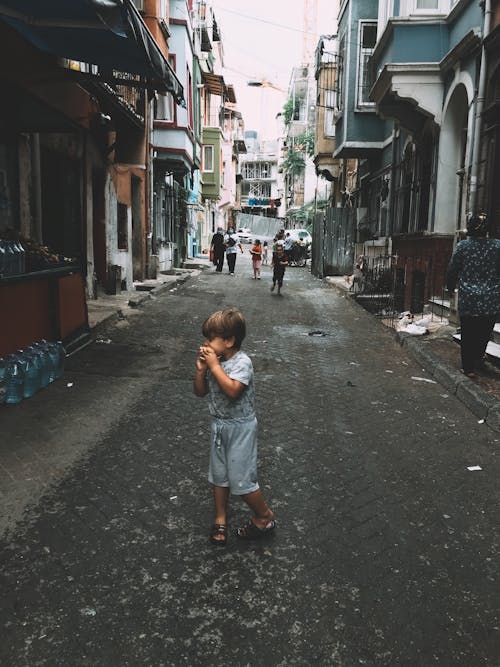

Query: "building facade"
left=323, top=0, right=499, bottom=313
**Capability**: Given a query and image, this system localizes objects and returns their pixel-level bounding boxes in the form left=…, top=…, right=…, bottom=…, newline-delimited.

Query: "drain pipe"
left=469, top=0, right=492, bottom=214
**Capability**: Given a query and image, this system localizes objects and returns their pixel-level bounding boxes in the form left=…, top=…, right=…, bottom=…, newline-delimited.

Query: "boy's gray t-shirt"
left=207, top=350, right=255, bottom=419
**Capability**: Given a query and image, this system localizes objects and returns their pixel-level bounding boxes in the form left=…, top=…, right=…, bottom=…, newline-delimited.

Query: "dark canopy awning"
left=201, top=71, right=226, bottom=97
left=0, top=0, right=184, bottom=103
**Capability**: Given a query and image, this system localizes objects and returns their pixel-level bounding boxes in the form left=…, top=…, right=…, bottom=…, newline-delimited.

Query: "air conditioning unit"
left=130, top=0, right=144, bottom=11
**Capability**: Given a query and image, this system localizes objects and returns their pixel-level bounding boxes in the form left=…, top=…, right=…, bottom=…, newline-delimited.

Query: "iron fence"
left=351, top=254, right=450, bottom=327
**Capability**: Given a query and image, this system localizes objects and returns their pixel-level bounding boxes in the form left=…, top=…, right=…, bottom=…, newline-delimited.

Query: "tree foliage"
left=281, top=148, right=305, bottom=177
left=295, top=129, right=315, bottom=157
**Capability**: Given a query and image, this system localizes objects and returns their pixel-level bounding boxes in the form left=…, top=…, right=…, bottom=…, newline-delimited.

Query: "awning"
left=201, top=71, right=226, bottom=97
left=0, top=0, right=184, bottom=103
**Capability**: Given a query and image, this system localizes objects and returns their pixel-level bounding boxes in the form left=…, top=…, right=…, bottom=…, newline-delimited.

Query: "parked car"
left=287, top=229, right=312, bottom=245
left=235, top=228, right=253, bottom=243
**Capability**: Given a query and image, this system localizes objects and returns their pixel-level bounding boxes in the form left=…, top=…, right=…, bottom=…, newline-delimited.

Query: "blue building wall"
left=448, top=1, right=483, bottom=52
left=336, top=0, right=386, bottom=153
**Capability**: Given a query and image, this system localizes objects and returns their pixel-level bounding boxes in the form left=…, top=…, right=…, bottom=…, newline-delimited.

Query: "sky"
left=212, top=0, right=339, bottom=140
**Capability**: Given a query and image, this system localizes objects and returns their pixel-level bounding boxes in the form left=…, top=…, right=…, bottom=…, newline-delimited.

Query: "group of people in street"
left=209, top=227, right=290, bottom=296
left=210, top=226, right=243, bottom=276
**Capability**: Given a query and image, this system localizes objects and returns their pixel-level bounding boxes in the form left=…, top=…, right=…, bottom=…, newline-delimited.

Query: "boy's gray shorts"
left=208, top=416, right=259, bottom=495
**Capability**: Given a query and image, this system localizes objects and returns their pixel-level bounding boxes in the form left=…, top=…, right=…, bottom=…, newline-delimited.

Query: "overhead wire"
left=213, top=5, right=320, bottom=37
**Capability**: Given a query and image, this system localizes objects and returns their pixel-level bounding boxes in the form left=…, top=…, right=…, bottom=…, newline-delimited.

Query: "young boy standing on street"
left=193, top=308, right=275, bottom=545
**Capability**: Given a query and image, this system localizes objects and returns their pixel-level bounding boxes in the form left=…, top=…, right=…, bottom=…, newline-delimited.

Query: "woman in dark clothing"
left=446, top=213, right=500, bottom=377
left=210, top=226, right=226, bottom=272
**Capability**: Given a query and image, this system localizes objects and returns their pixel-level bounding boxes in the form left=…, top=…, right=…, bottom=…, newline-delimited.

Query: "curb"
left=128, top=274, right=191, bottom=308
left=397, top=333, right=499, bottom=430
left=327, top=278, right=500, bottom=434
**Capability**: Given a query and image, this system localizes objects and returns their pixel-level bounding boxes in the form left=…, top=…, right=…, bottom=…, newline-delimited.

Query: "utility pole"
left=302, top=0, right=318, bottom=66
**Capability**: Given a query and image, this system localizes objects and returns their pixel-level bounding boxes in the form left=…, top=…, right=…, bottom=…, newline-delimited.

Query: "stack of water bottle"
left=0, top=340, right=65, bottom=405
left=0, top=240, right=26, bottom=276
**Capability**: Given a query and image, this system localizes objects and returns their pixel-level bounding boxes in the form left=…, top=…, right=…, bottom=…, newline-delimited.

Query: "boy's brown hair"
left=202, top=308, right=246, bottom=349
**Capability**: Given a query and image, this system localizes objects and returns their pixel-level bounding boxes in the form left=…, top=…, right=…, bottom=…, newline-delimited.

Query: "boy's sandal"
left=209, top=523, right=228, bottom=546
left=236, top=519, right=276, bottom=540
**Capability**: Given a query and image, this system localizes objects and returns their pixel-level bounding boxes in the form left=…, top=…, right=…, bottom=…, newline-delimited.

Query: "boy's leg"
left=213, top=485, right=229, bottom=526
left=241, top=488, right=274, bottom=529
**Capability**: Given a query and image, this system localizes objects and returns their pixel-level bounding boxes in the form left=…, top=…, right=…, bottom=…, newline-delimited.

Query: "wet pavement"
left=1, top=254, right=499, bottom=665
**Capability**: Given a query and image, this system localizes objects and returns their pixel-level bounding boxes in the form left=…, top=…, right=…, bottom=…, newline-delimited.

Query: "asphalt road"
left=1, top=254, right=499, bottom=665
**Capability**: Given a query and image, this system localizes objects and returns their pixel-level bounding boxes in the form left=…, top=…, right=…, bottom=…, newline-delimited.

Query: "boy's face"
left=204, top=335, right=235, bottom=358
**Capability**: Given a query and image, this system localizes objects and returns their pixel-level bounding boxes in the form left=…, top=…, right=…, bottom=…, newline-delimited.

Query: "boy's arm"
left=193, top=354, right=209, bottom=396
left=201, top=346, right=245, bottom=399
left=210, top=364, right=245, bottom=399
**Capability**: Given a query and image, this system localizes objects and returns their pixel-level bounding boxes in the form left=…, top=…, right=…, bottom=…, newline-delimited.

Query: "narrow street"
left=1, top=254, right=499, bottom=666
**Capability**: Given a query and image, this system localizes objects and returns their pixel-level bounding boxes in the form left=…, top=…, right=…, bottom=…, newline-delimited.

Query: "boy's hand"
left=195, top=352, right=207, bottom=372
left=198, top=345, right=220, bottom=370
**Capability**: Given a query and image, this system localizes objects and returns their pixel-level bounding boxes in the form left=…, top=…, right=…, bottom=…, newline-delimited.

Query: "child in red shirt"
left=250, top=239, right=263, bottom=280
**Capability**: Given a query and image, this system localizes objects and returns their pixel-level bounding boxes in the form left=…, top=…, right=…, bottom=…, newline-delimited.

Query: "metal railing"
left=351, top=254, right=450, bottom=327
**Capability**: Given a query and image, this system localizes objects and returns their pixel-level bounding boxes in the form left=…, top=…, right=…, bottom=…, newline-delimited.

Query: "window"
left=203, top=145, right=214, bottom=172
left=324, top=89, right=336, bottom=137
left=155, top=93, right=174, bottom=121
left=336, top=34, right=346, bottom=111
left=242, top=182, right=271, bottom=198
left=241, top=162, right=272, bottom=179
left=187, top=69, right=193, bottom=129
left=400, top=0, right=452, bottom=13
left=357, top=22, right=377, bottom=108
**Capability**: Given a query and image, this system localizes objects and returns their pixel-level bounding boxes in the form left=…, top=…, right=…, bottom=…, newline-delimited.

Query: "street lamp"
left=247, top=79, right=286, bottom=93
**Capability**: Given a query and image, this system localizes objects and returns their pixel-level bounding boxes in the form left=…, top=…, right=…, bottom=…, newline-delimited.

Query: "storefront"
left=0, top=266, right=88, bottom=358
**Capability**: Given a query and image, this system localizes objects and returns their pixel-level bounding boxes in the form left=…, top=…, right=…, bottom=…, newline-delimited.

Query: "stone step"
left=424, top=297, right=457, bottom=322
left=452, top=332, right=500, bottom=365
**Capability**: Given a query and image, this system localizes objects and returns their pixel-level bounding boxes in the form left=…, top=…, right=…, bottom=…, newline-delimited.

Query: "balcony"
left=370, top=63, right=443, bottom=132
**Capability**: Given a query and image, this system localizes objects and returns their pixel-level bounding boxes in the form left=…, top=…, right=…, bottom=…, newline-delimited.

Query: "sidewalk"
left=326, top=276, right=500, bottom=433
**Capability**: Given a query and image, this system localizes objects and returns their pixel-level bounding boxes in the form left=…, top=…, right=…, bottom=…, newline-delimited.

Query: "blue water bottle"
left=5, top=355, right=25, bottom=404
left=0, top=358, right=7, bottom=404
left=47, top=342, right=59, bottom=383
left=22, top=352, right=39, bottom=399
left=0, top=242, right=5, bottom=276
left=55, top=341, right=66, bottom=379
left=32, top=341, right=50, bottom=388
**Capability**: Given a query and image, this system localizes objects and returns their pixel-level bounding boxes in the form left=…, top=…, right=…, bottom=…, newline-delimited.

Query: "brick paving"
left=1, top=255, right=499, bottom=665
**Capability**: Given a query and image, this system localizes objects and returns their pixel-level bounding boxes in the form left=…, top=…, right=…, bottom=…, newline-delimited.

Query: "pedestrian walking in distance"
left=283, top=232, right=293, bottom=264
left=193, top=308, right=275, bottom=545
left=262, top=240, right=269, bottom=265
left=446, top=213, right=500, bottom=377
left=210, top=226, right=225, bottom=273
left=270, top=241, right=288, bottom=295
left=224, top=228, right=243, bottom=276
left=250, top=239, right=263, bottom=279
